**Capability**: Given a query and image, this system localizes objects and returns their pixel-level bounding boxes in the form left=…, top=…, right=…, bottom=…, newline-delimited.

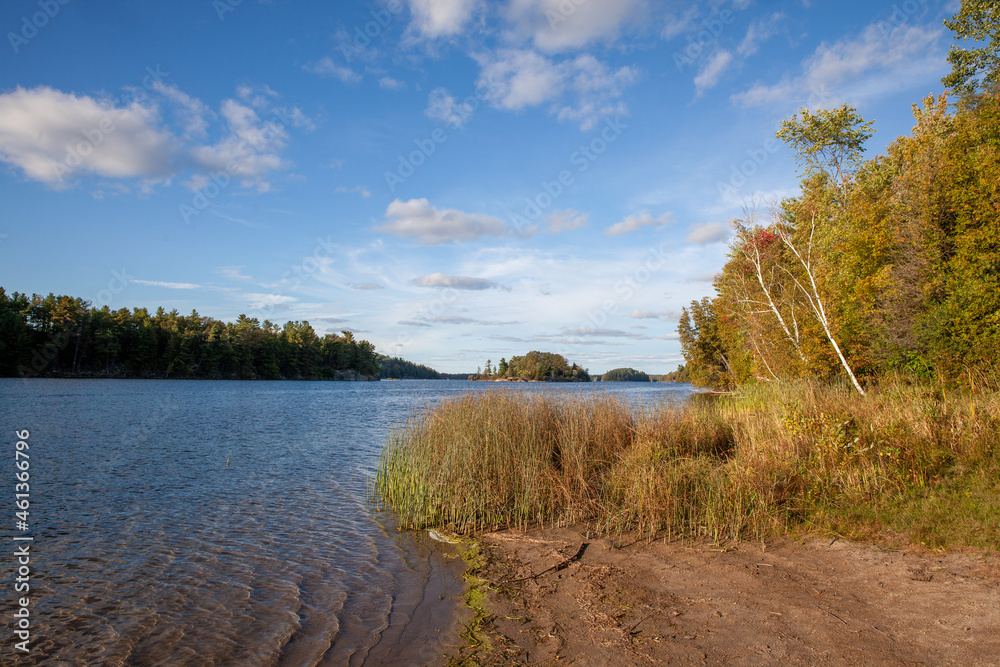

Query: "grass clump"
left=375, top=383, right=1000, bottom=548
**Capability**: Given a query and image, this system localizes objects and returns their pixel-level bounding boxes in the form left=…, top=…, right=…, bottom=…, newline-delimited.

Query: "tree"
left=775, top=210, right=867, bottom=394
left=678, top=298, right=732, bottom=389
left=777, top=105, right=875, bottom=208
left=942, top=0, right=1000, bottom=99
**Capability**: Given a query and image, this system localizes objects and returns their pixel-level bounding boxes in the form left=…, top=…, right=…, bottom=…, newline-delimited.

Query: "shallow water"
left=0, top=379, right=694, bottom=665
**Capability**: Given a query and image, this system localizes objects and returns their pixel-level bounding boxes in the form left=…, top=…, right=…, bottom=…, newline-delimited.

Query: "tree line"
left=0, top=289, right=381, bottom=380
left=379, top=355, right=442, bottom=379
left=472, top=351, right=591, bottom=382
left=599, top=368, right=650, bottom=382
left=678, top=5, right=1000, bottom=392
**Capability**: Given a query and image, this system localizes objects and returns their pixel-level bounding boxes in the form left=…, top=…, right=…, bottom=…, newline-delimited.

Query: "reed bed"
left=375, top=382, right=1000, bottom=547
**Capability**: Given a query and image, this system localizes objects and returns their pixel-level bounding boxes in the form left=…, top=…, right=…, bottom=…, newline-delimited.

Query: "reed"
left=375, top=382, right=1000, bottom=548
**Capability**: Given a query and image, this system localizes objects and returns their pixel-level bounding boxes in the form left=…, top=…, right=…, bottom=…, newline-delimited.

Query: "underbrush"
left=375, top=382, right=999, bottom=549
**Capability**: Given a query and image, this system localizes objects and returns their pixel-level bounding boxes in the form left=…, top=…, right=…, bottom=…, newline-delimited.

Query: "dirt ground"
left=471, top=527, right=1000, bottom=666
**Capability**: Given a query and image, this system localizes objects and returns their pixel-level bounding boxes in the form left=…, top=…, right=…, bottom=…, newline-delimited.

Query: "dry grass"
left=375, top=381, right=1000, bottom=548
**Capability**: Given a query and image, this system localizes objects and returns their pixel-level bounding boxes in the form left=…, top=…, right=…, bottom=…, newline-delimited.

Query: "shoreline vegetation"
left=0, top=288, right=384, bottom=380
left=376, top=383, right=999, bottom=548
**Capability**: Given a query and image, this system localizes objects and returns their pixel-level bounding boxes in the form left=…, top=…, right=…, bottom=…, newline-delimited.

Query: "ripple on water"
left=0, top=378, right=696, bottom=665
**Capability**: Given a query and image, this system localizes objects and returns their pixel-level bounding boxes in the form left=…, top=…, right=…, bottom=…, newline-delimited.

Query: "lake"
left=0, top=379, right=695, bottom=665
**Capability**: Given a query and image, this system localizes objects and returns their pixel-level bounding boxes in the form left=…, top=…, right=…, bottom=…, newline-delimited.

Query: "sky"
left=0, top=0, right=960, bottom=373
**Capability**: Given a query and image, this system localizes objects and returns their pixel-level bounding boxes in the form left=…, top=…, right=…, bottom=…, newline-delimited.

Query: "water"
left=0, top=379, right=695, bottom=666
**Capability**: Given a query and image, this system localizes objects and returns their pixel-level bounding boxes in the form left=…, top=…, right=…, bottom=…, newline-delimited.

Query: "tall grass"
left=375, top=382, right=1000, bottom=547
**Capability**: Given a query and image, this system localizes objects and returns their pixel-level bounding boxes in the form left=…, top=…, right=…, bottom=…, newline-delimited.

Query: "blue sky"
left=0, top=0, right=958, bottom=373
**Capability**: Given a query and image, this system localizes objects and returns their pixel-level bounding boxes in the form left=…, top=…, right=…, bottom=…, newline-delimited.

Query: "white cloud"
left=379, top=77, right=407, bottom=91
left=304, top=58, right=362, bottom=84
left=335, top=185, right=372, bottom=198
left=604, top=211, right=672, bottom=237
left=376, top=198, right=510, bottom=244
left=0, top=84, right=306, bottom=193
left=732, top=23, right=946, bottom=108
left=737, top=12, right=784, bottom=58
left=352, top=282, right=384, bottom=290
left=411, top=273, right=500, bottom=290
left=477, top=49, right=638, bottom=130
left=504, top=0, right=643, bottom=52
left=407, top=0, right=480, bottom=39
left=245, top=293, right=297, bottom=309
left=563, top=327, right=650, bottom=340
left=685, top=222, right=728, bottom=245
left=546, top=209, right=588, bottom=232
left=0, top=87, right=177, bottom=186
left=630, top=309, right=683, bottom=320
left=425, top=88, right=474, bottom=128
left=188, top=99, right=290, bottom=191
left=662, top=7, right=699, bottom=40
left=152, top=82, right=213, bottom=138
left=694, top=50, right=733, bottom=96
left=218, top=266, right=253, bottom=281
left=131, top=279, right=201, bottom=289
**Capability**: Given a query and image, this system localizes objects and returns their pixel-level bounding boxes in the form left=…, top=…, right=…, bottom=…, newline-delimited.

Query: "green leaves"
left=943, top=0, right=1000, bottom=99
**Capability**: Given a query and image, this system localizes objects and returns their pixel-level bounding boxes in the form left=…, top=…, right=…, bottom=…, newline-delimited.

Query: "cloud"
left=563, top=327, right=650, bottom=340
left=604, top=211, right=672, bottom=237
left=152, top=82, right=213, bottom=138
left=0, top=86, right=177, bottom=186
left=335, top=185, right=371, bottom=197
left=476, top=50, right=638, bottom=130
left=423, top=316, right=522, bottom=325
left=685, top=222, right=728, bottom=244
left=375, top=198, right=510, bottom=244
left=630, top=309, right=683, bottom=320
left=411, top=273, right=500, bottom=290
left=546, top=209, right=588, bottom=232
left=218, top=266, right=253, bottom=281
left=406, top=0, right=480, bottom=39
left=694, top=50, right=733, bottom=96
left=352, top=282, right=384, bottom=290
left=0, top=84, right=303, bottom=193
left=732, top=23, right=945, bottom=108
left=399, top=319, right=433, bottom=327
left=130, top=279, right=201, bottom=289
left=304, top=58, right=362, bottom=83
left=425, top=88, right=474, bottom=128
left=503, top=0, right=643, bottom=52
left=188, top=99, right=290, bottom=191
left=690, top=271, right=720, bottom=282
left=662, top=7, right=699, bottom=40
left=245, top=293, right=297, bottom=309
left=737, top=12, right=785, bottom=58
left=379, top=77, right=407, bottom=91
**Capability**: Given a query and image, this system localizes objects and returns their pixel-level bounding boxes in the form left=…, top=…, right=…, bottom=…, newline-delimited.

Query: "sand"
left=464, top=526, right=1000, bottom=665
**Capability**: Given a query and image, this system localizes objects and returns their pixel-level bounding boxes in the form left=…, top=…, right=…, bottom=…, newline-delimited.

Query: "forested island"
left=379, top=355, right=442, bottom=380
left=0, top=289, right=381, bottom=380
left=599, top=367, right=650, bottom=382
left=471, top=351, right=590, bottom=382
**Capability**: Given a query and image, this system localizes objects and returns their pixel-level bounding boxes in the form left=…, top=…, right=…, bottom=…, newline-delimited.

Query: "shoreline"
left=459, top=525, right=1000, bottom=665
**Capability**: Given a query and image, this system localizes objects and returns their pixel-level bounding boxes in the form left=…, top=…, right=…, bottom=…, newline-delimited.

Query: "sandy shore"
left=463, top=526, right=1000, bottom=665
